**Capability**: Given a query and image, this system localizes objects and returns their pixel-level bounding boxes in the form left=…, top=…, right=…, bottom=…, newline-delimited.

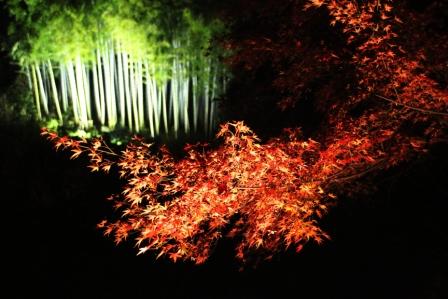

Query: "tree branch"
left=324, top=158, right=388, bottom=186
left=375, top=94, right=448, bottom=117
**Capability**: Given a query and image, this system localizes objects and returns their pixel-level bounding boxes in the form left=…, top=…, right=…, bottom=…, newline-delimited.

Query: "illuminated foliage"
left=6, top=0, right=229, bottom=137
left=43, top=122, right=336, bottom=263
left=42, top=0, right=448, bottom=264
left=224, top=0, right=447, bottom=167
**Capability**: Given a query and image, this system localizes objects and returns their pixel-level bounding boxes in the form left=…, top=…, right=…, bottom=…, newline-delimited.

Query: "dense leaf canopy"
left=6, top=0, right=226, bottom=72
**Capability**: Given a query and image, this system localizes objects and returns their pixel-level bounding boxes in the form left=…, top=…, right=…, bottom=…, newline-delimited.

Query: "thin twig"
left=375, top=94, right=448, bottom=117
left=324, top=158, right=387, bottom=185
left=77, top=144, right=120, bottom=156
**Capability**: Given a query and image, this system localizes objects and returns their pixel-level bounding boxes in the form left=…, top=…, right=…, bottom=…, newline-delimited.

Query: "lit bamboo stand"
left=20, top=9, right=228, bottom=139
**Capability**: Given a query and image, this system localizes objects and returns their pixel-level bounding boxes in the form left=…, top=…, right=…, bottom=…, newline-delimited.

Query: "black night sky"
left=1, top=1, right=447, bottom=298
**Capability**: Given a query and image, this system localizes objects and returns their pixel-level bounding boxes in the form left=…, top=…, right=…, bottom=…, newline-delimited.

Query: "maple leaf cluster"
left=317, top=0, right=448, bottom=163
left=43, top=122, right=343, bottom=263
left=42, top=0, right=448, bottom=264
left=41, top=113, right=402, bottom=264
left=223, top=0, right=447, bottom=166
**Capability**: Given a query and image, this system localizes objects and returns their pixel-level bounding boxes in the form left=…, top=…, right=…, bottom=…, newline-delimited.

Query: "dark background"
left=1, top=1, right=447, bottom=298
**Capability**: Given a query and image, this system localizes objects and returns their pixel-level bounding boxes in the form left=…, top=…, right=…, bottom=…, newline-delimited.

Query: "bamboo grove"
left=8, top=0, right=228, bottom=138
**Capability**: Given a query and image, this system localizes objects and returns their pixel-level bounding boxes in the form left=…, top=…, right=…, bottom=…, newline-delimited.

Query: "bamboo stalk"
left=92, top=59, right=103, bottom=125
left=172, top=58, right=179, bottom=137
left=209, top=63, right=218, bottom=135
left=66, top=60, right=80, bottom=124
left=35, top=62, right=49, bottom=115
left=116, top=42, right=126, bottom=127
left=137, top=59, right=144, bottom=130
left=31, top=64, right=42, bottom=120
left=75, top=56, right=88, bottom=128
left=145, top=61, right=155, bottom=137
left=203, top=60, right=211, bottom=136
left=182, top=63, right=190, bottom=134
left=153, top=78, right=160, bottom=135
left=109, top=42, right=117, bottom=128
left=192, top=75, right=198, bottom=132
left=123, top=52, right=133, bottom=131
left=102, top=44, right=112, bottom=128
left=161, top=81, right=168, bottom=134
left=96, top=47, right=106, bottom=125
left=130, top=60, right=139, bottom=132
left=47, top=60, right=63, bottom=123
left=177, top=59, right=184, bottom=133
left=60, top=63, right=68, bottom=112
left=41, top=63, right=51, bottom=111
left=152, top=70, right=160, bottom=135
left=25, top=64, right=32, bottom=90
left=81, top=60, right=91, bottom=120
